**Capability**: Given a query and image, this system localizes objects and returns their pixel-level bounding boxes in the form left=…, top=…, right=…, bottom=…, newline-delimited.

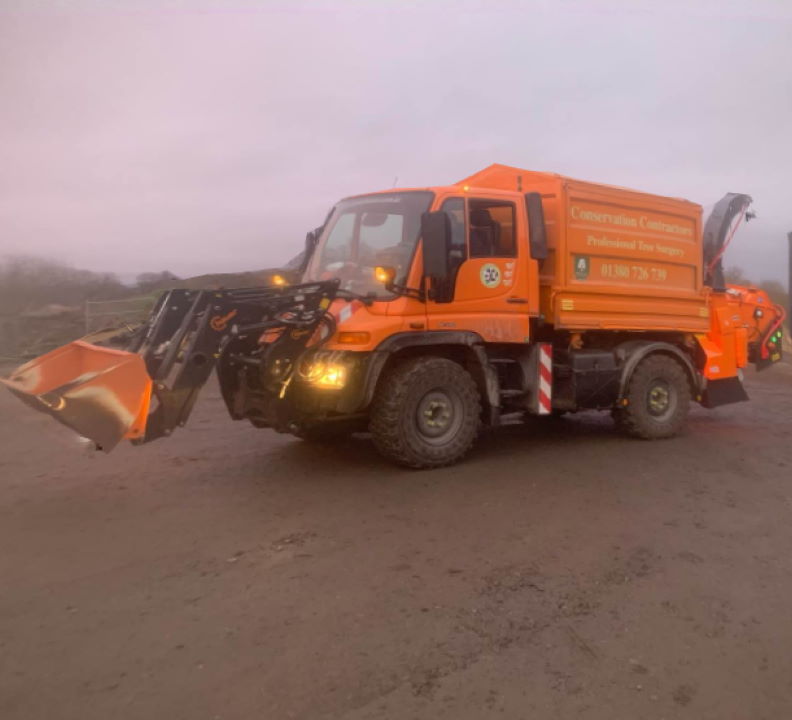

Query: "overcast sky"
left=1, top=0, right=791, bottom=282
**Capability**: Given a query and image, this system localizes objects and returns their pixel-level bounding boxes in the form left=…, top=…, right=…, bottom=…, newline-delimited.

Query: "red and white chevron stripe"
left=537, top=343, right=552, bottom=415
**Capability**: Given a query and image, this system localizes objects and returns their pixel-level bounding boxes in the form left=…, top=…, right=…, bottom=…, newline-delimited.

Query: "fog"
left=1, top=0, right=790, bottom=282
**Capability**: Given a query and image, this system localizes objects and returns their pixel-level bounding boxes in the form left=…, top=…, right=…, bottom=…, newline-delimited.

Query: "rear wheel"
left=614, top=354, right=691, bottom=439
left=370, top=357, right=481, bottom=468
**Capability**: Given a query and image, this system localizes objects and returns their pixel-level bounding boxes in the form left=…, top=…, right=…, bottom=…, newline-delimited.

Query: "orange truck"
left=2, top=164, right=786, bottom=467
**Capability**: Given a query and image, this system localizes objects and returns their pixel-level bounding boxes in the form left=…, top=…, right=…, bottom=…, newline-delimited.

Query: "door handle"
left=506, top=297, right=529, bottom=304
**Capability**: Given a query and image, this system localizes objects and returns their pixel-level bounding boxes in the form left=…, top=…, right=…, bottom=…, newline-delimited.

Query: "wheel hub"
left=416, top=389, right=462, bottom=443
left=424, top=400, right=451, bottom=428
left=647, top=380, right=674, bottom=417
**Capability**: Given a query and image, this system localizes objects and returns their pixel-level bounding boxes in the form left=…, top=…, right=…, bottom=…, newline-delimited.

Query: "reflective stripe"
left=537, top=343, right=552, bottom=414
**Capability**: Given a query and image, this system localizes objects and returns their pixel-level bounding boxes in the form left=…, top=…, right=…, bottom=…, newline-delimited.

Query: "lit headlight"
left=315, top=363, right=347, bottom=389
left=305, top=361, right=348, bottom=389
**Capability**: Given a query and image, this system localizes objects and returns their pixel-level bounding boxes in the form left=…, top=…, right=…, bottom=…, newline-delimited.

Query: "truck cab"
left=303, top=184, right=544, bottom=351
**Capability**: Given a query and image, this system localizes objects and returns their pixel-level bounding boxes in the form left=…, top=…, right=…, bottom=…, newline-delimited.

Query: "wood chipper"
left=2, top=164, right=786, bottom=467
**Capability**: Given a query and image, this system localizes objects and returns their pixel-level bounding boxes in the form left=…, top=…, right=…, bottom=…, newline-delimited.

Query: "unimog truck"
left=2, top=164, right=786, bottom=468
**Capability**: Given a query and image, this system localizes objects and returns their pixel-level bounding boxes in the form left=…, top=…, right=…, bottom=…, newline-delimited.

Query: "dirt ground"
left=1, top=363, right=791, bottom=720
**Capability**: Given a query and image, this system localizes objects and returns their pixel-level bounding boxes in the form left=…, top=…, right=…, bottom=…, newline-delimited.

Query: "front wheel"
left=369, top=357, right=481, bottom=468
left=614, top=354, right=691, bottom=439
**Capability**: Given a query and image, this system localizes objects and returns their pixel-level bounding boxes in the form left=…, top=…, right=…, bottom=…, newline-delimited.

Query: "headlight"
left=305, top=361, right=348, bottom=389
left=315, top=363, right=347, bottom=389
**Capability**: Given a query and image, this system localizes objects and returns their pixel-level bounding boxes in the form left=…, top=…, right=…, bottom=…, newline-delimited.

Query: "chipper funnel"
left=1, top=341, right=152, bottom=451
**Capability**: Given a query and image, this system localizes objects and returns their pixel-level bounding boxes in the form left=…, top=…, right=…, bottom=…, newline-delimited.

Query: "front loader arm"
left=1, top=281, right=340, bottom=451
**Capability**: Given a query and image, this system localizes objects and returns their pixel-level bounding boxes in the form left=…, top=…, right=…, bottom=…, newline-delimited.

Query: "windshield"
left=303, top=191, right=433, bottom=296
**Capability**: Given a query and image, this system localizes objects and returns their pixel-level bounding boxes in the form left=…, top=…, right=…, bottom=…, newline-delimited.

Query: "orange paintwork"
left=323, top=297, right=420, bottom=351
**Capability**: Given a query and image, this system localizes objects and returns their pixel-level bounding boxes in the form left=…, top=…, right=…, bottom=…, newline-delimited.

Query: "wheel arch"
left=359, top=331, right=499, bottom=420
left=615, top=341, right=701, bottom=399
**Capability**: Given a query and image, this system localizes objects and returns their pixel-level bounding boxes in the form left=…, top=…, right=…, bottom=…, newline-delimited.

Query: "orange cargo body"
left=458, top=164, right=709, bottom=333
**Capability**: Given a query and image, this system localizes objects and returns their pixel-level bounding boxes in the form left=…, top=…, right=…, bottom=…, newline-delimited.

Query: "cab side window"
left=468, top=199, right=516, bottom=258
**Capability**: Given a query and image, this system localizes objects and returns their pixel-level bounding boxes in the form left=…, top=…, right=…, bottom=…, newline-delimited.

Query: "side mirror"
left=298, top=227, right=322, bottom=273
left=306, top=228, right=320, bottom=255
left=421, top=211, right=451, bottom=282
left=525, top=192, right=548, bottom=261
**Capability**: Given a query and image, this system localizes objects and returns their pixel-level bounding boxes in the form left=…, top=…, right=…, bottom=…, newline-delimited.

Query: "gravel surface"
left=1, top=363, right=791, bottom=719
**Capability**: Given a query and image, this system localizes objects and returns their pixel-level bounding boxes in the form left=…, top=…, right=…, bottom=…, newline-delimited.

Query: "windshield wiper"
left=334, top=288, right=377, bottom=306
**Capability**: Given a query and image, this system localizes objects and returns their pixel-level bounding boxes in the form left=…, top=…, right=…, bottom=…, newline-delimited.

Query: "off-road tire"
left=614, top=354, right=691, bottom=439
left=369, top=357, right=481, bottom=468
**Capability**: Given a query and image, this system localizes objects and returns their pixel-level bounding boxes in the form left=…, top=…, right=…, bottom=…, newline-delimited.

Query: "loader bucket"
left=1, top=341, right=153, bottom=451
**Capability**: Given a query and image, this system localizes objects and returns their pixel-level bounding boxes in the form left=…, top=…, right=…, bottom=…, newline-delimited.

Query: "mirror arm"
left=385, top=282, right=425, bottom=302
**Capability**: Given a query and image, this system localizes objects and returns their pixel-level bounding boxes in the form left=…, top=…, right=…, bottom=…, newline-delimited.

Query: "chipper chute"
left=0, top=341, right=152, bottom=451
left=2, top=282, right=341, bottom=452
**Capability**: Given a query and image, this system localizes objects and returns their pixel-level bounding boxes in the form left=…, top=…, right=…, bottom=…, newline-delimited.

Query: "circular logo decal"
left=480, top=263, right=501, bottom=289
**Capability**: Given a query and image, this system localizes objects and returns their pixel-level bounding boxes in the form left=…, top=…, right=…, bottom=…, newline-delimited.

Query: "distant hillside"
left=0, top=256, right=305, bottom=360
left=153, top=268, right=289, bottom=291
left=140, top=252, right=305, bottom=292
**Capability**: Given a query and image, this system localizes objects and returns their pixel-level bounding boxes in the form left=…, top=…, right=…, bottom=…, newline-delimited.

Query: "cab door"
left=425, top=194, right=533, bottom=344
